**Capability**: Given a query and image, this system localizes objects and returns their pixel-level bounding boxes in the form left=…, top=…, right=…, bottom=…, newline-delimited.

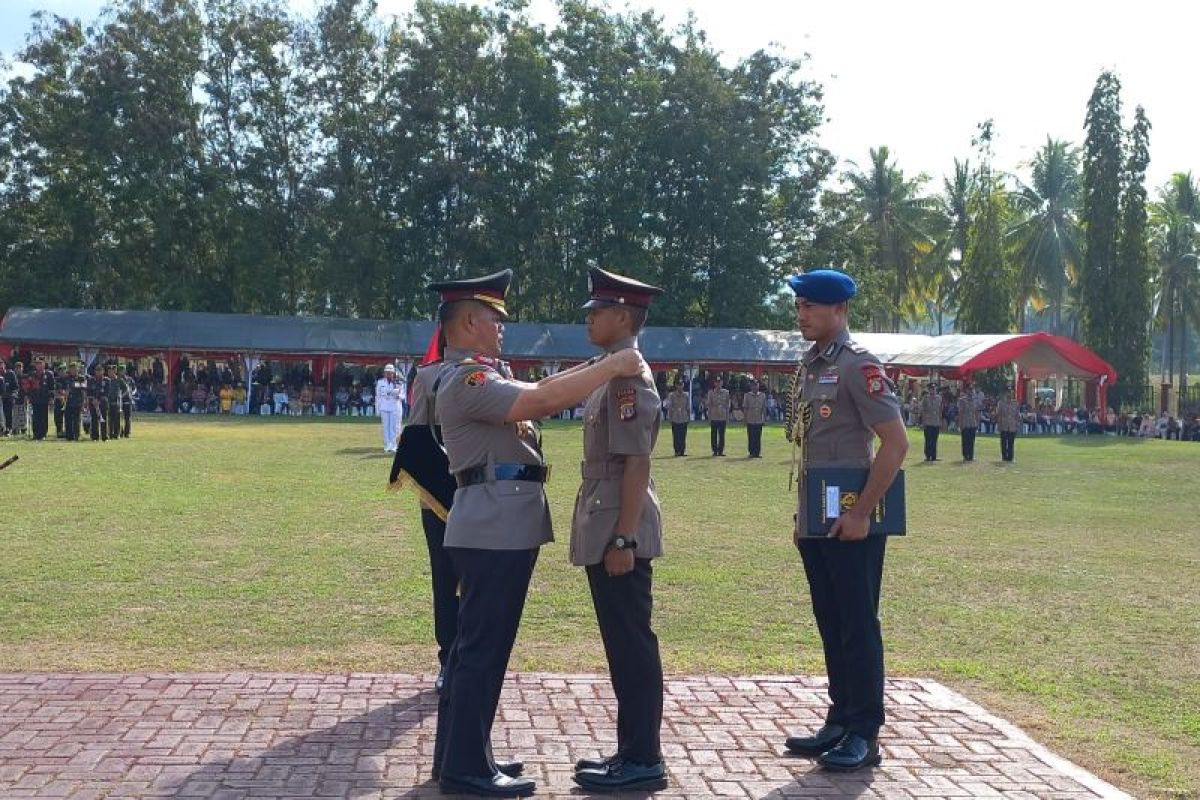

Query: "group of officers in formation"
left=663, top=376, right=770, bottom=458
left=392, top=266, right=905, bottom=797
left=0, top=358, right=136, bottom=442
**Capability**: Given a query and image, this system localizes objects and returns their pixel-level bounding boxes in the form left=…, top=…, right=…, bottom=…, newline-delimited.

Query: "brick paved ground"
left=0, top=673, right=1129, bottom=799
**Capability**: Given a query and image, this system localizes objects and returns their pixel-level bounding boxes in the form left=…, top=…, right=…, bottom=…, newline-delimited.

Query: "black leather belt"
left=455, top=463, right=551, bottom=488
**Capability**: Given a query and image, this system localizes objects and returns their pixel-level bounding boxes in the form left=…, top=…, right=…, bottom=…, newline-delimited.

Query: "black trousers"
left=1000, top=431, right=1016, bottom=461
left=586, top=559, right=663, bottom=765
left=670, top=422, right=687, bottom=456
left=89, top=401, right=105, bottom=440
left=1, top=398, right=11, bottom=432
left=435, top=547, right=538, bottom=779
left=710, top=421, right=726, bottom=454
left=106, top=401, right=121, bottom=441
left=31, top=403, right=50, bottom=440
left=960, top=427, right=976, bottom=461
left=923, top=425, right=939, bottom=459
left=122, top=404, right=132, bottom=437
left=747, top=423, right=763, bottom=456
left=53, top=401, right=65, bottom=437
left=421, top=508, right=459, bottom=667
left=65, top=404, right=82, bottom=441
left=797, top=535, right=887, bottom=740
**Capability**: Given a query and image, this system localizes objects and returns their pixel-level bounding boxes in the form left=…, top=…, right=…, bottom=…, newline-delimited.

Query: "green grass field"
left=1, top=415, right=1197, bottom=798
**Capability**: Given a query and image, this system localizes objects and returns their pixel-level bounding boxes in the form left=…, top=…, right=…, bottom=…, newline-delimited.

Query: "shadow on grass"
left=334, top=446, right=391, bottom=458
left=1054, top=434, right=1151, bottom=447
left=166, top=689, right=436, bottom=798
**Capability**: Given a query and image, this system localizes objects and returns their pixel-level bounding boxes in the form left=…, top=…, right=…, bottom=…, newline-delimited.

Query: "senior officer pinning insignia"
left=464, top=369, right=488, bottom=387
left=616, top=387, right=637, bottom=421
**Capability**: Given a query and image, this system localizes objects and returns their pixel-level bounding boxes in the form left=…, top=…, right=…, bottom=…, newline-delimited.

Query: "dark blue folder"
left=802, top=467, right=906, bottom=537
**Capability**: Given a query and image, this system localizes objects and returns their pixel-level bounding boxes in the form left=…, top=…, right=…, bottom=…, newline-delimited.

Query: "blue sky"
left=2, top=0, right=1196, bottom=192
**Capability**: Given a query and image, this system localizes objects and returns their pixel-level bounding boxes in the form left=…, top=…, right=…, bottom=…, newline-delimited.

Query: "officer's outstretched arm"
left=505, top=350, right=646, bottom=423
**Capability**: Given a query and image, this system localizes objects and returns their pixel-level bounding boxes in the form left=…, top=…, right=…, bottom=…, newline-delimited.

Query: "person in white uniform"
left=376, top=364, right=403, bottom=452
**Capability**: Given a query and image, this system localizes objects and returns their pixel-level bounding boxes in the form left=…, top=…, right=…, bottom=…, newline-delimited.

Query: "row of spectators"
left=901, top=385, right=1200, bottom=440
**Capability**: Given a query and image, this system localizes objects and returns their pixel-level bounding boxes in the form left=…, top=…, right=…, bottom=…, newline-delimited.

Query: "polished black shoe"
left=438, top=771, right=535, bottom=797
left=573, top=759, right=667, bottom=792
left=784, top=723, right=845, bottom=757
left=817, top=733, right=881, bottom=772
left=432, top=760, right=523, bottom=781
left=574, top=753, right=617, bottom=772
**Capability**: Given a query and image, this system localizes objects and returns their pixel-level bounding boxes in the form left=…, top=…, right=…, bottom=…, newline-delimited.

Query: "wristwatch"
left=611, top=535, right=638, bottom=551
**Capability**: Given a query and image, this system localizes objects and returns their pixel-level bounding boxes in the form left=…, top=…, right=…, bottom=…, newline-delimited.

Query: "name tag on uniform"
left=817, top=374, right=839, bottom=384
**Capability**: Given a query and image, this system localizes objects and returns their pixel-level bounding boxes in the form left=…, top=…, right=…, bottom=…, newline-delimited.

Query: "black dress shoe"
left=818, top=733, right=881, bottom=772
left=784, top=723, right=845, bottom=757
left=438, top=771, right=536, bottom=797
left=573, top=759, right=667, bottom=792
left=432, top=760, right=523, bottom=781
left=574, top=753, right=617, bottom=772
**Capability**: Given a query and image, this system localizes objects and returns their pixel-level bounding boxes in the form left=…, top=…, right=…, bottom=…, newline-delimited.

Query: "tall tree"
left=1151, top=172, right=1200, bottom=390
left=1079, top=71, right=1124, bottom=384
left=957, top=122, right=1016, bottom=334
left=1110, top=106, right=1152, bottom=399
left=922, top=158, right=974, bottom=334
left=842, top=147, right=937, bottom=332
left=1010, top=138, right=1082, bottom=334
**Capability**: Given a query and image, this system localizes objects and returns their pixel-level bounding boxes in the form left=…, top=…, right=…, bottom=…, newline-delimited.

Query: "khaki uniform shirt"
left=792, top=328, right=902, bottom=540
left=743, top=391, right=766, bottom=424
left=956, top=395, right=979, bottom=429
left=570, top=336, right=663, bottom=566
left=437, top=345, right=552, bottom=550
left=996, top=398, right=1020, bottom=433
left=666, top=390, right=690, bottom=424
left=920, top=393, right=943, bottom=426
left=706, top=388, right=731, bottom=421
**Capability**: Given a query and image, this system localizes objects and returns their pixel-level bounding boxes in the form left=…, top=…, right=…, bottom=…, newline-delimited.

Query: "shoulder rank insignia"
left=616, top=387, right=637, bottom=420
left=862, top=364, right=890, bottom=396
left=845, top=340, right=869, bottom=354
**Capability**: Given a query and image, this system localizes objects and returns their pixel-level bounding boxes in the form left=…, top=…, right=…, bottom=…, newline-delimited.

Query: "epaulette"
left=845, top=340, right=870, bottom=355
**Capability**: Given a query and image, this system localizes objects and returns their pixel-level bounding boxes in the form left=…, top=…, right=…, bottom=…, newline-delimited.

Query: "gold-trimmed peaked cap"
left=582, top=267, right=663, bottom=310
left=427, top=269, right=513, bottom=319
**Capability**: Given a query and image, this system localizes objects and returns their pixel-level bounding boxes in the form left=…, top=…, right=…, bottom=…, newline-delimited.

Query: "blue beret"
left=787, top=269, right=857, bottom=304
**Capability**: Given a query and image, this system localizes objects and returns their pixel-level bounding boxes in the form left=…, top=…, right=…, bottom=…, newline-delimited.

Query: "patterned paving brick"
left=0, top=673, right=1129, bottom=799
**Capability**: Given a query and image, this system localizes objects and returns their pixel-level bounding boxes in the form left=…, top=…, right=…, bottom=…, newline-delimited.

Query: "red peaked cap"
left=426, top=268, right=512, bottom=319
left=582, top=266, right=663, bottom=310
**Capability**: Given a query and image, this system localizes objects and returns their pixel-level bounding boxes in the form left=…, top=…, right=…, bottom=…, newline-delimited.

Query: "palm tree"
left=1009, top=138, right=1083, bottom=334
left=842, top=147, right=938, bottom=332
left=921, top=158, right=974, bottom=334
left=1151, top=172, right=1200, bottom=390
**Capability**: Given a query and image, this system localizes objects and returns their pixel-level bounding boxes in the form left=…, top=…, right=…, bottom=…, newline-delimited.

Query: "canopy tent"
left=0, top=307, right=1116, bottom=409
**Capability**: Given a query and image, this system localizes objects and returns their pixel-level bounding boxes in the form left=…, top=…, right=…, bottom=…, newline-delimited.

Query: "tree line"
left=0, top=1, right=1195, bottom=397
left=0, top=0, right=829, bottom=329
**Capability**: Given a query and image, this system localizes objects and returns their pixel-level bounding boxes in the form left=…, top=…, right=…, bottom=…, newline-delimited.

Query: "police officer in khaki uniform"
left=996, top=388, right=1020, bottom=462
left=665, top=382, right=689, bottom=456
left=104, top=363, right=122, bottom=442
left=570, top=268, right=668, bottom=793
left=430, top=269, right=648, bottom=798
left=956, top=386, right=979, bottom=461
left=743, top=379, right=767, bottom=458
left=920, top=384, right=942, bottom=461
left=705, top=377, right=731, bottom=456
left=782, top=270, right=908, bottom=772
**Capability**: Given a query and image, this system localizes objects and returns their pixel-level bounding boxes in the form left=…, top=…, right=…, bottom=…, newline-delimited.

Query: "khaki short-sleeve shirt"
left=437, top=346, right=553, bottom=550
left=793, top=328, right=902, bottom=539
left=570, top=344, right=663, bottom=566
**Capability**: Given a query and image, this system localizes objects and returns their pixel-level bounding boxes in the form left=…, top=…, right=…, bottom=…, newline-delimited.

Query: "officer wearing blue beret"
left=782, top=269, right=908, bottom=771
